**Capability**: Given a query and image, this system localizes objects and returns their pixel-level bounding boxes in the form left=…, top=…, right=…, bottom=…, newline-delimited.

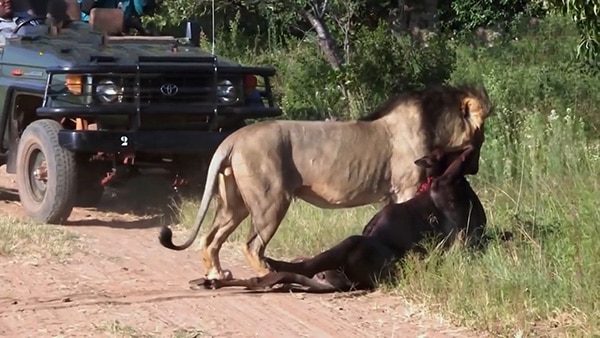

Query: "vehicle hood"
left=0, top=24, right=241, bottom=72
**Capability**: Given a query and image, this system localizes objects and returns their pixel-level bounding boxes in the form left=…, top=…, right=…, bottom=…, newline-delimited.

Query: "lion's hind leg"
left=201, top=171, right=249, bottom=281
left=241, top=191, right=293, bottom=277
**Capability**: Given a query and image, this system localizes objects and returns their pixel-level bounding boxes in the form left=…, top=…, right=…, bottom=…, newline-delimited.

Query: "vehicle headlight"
left=217, top=80, right=238, bottom=104
left=96, top=79, right=123, bottom=103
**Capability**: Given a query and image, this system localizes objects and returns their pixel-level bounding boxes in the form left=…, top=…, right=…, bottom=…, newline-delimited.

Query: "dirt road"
left=0, top=167, right=481, bottom=337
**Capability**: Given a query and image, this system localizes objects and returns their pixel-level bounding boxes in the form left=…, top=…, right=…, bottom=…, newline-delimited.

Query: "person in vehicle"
left=78, top=0, right=152, bottom=34
left=0, top=0, right=44, bottom=41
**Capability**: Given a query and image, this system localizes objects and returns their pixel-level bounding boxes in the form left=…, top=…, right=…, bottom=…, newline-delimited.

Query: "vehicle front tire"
left=16, top=119, right=77, bottom=224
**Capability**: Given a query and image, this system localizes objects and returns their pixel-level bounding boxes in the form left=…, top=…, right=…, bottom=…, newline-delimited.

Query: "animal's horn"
left=441, top=144, right=475, bottom=181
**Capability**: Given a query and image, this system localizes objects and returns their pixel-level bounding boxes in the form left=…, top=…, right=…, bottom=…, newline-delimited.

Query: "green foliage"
left=437, top=0, right=547, bottom=32
left=450, top=15, right=600, bottom=135
left=545, top=0, right=600, bottom=71
left=269, top=26, right=456, bottom=120
left=142, top=0, right=203, bottom=32
left=341, top=24, right=455, bottom=117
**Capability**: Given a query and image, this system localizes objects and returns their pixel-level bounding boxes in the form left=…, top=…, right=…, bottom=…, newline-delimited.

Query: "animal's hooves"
left=188, top=277, right=221, bottom=290
left=188, top=277, right=210, bottom=290
left=189, top=283, right=206, bottom=291
left=189, top=277, right=208, bottom=285
left=263, top=257, right=279, bottom=272
left=222, top=269, right=233, bottom=280
left=205, top=269, right=234, bottom=281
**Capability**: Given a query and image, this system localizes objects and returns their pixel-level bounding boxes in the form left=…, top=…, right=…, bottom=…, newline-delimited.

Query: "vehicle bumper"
left=58, top=130, right=232, bottom=154
left=37, top=105, right=282, bottom=119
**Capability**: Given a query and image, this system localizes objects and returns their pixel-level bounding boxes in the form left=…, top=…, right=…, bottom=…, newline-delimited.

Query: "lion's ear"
left=414, top=156, right=434, bottom=168
left=461, top=96, right=486, bottom=129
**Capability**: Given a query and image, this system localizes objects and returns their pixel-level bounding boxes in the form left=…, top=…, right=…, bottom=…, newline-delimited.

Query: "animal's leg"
left=256, top=272, right=341, bottom=293
left=266, top=235, right=364, bottom=277
left=197, top=211, right=220, bottom=276
left=243, top=195, right=292, bottom=276
left=201, top=173, right=249, bottom=280
left=190, top=276, right=263, bottom=290
left=198, top=272, right=340, bottom=293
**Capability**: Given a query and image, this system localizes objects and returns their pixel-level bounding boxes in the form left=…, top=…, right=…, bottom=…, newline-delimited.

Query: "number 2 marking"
left=120, top=135, right=129, bottom=147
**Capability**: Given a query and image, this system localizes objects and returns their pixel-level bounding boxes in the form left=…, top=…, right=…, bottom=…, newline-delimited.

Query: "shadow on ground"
left=0, top=172, right=201, bottom=230
left=0, top=187, right=19, bottom=202
left=64, top=214, right=172, bottom=230
left=66, top=174, right=198, bottom=229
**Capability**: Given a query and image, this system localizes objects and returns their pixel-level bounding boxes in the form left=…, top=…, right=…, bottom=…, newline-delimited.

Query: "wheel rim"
left=26, top=147, right=48, bottom=203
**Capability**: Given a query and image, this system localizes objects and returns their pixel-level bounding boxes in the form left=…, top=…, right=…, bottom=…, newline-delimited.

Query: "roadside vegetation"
left=156, top=1, right=599, bottom=336
left=0, top=214, right=78, bottom=260
left=95, top=319, right=208, bottom=338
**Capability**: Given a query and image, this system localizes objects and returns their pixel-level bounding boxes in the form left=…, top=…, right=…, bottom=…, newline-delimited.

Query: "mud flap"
left=5, top=136, right=19, bottom=174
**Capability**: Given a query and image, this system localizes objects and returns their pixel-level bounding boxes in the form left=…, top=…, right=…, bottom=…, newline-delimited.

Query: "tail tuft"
left=158, top=226, right=179, bottom=250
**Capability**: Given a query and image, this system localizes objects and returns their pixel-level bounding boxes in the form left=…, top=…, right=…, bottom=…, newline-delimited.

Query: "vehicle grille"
left=121, top=74, right=217, bottom=104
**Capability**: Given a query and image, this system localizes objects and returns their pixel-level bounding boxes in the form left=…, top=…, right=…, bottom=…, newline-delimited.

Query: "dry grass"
left=95, top=320, right=209, bottom=338
left=0, top=214, right=79, bottom=261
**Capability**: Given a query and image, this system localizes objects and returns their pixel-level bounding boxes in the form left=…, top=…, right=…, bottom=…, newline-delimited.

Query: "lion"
left=159, top=84, right=493, bottom=281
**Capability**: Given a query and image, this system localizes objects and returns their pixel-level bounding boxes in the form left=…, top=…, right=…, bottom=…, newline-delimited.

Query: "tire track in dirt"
left=0, top=169, right=483, bottom=337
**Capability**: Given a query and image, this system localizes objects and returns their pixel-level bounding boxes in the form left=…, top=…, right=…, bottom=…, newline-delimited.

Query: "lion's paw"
left=205, top=268, right=234, bottom=281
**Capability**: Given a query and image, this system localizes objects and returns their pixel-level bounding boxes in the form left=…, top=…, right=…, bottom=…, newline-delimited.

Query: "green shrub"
left=437, top=0, right=547, bottom=32
left=450, top=15, right=600, bottom=136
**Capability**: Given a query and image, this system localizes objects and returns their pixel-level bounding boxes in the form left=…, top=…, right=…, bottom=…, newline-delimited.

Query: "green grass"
left=0, top=215, right=79, bottom=261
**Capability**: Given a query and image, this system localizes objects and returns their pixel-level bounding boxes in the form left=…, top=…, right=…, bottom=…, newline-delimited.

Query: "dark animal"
left=191, top=143, right=487, bottom=293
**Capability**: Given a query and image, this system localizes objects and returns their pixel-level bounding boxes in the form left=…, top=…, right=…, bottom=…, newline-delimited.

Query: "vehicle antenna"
left=211, top=0, right=215, bottom=55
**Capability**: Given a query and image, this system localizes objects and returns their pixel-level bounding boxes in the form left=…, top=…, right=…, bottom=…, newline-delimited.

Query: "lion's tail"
left=158, top=142, right=233, bottom=251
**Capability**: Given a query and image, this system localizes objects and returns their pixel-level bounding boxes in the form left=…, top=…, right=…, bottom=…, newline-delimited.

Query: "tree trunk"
left=302, top=9, right=343, bottom=70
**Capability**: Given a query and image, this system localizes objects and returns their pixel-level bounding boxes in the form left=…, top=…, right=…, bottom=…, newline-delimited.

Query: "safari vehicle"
left=0, top=7, right=282, bottom=224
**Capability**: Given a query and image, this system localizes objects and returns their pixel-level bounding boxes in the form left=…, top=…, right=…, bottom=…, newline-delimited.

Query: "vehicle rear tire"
left=16, top=119, right=77, bottom=224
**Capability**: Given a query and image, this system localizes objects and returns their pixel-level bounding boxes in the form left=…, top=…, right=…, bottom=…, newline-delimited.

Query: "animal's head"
left=415, top=144, right=487, bottom=242
left=359, top=84, right=491, bottom=175
left=414, top=144, right=474, bottom=183
left=423, top=84, right=492, bottom=175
